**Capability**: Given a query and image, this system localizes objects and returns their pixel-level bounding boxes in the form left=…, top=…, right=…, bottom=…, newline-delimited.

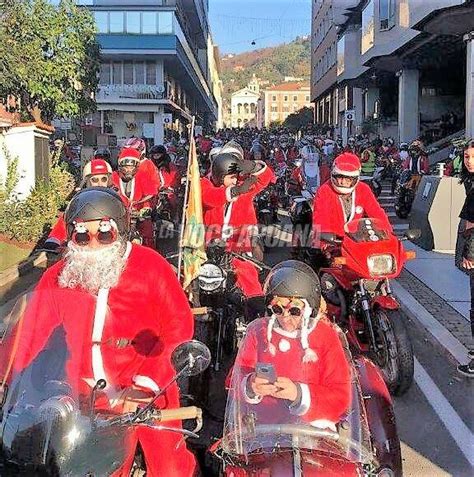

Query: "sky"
left=209, top=0, right=312, bottom=54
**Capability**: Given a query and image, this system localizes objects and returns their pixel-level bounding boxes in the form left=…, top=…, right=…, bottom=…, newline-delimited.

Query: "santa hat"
left=266, top=299, right=320, bottom=363
left=82, top=159, right=112, bottom=178
left=332, top=153, right=361, bottom=177
left=118, top=147, right=141, bottom=165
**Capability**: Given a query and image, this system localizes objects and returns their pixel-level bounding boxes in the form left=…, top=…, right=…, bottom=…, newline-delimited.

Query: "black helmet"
left=263, top=260, right=321, bottom=311
left=211, top=152, right=239, bottom=185
left=149, top=145, right=167, bottom=156
left=94, top=147, right=111, bottom=161
left=65, top=187, right=129, bottom=238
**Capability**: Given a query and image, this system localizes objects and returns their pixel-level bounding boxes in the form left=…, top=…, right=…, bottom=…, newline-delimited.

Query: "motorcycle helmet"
left=211, top=152, right=240, bottom=185
left=263, top=260, right=322, bottom=362
left=221, top=140, right=244, bottom=161
left=82, top=159, right=112, bottom=187
left=149, top=144, right=169, bottom=168
left=400, top=142, right=408, bottom=151
left=408, top=140, right=424, bottom=155
left=118, top=147, right=140, bottom=182
left=93, top=147, right=111, bottom=163
left=65, top=187, right=129, bottom=239
left=331, top=153, right=361, bottom=194
left=124, top=137, right=146, bottom=159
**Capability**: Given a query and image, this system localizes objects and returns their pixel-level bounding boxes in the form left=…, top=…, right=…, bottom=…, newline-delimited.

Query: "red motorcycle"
left=210, top=323, right=402, bottom=476
left=318, top=218, right=419, bottom=396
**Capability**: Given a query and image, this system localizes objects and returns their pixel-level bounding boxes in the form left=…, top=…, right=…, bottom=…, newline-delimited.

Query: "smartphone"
left=255, top=362, right=277, bottom=384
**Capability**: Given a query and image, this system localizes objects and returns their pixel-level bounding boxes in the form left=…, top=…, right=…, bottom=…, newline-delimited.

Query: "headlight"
left=376, top=468, right=395, bottom=477
left=367, top=254, right=395, bottom=276
left=198, top=263, right=226, bottom=292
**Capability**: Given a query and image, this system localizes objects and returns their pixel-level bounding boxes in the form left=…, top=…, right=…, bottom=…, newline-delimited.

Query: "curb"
left=391, top=280, right=469, bottom=364
left=0, top=252, right=48, bottom=289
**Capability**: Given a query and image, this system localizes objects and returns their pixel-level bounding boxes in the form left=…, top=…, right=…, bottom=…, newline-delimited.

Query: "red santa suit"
left=11, top=243, right=196, bottom=477
left=274, top=147, right=298, bottom=165
left=312, top=181, right=393, bottom=240
left=201, top=163, right=275, bottom=297
left=402, top=155, right=429, bottom=174
left=46, top=213, right=68, bottom=246
left=236, top=315, right=351, bottom=426
left=138, top=158, right=160, bottom=193
left=112, top=172, right=157, bottom=247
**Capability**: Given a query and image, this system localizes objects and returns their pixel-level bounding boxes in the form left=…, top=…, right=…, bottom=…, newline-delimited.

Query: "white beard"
left=58, top=241, right=127, bottom=294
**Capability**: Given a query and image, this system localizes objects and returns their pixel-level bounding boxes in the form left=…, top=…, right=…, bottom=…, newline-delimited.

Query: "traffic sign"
left=345, top=110, right=355, bottom=121
left=163, top=113, right=173, bottom=125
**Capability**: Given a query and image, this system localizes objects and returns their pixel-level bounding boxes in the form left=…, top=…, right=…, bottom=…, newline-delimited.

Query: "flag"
left=181, top=137, right=207, bottom=289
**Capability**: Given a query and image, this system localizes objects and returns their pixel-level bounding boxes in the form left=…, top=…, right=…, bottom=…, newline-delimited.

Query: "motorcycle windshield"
left=221, top=320, right=373, bottom=464
left=345, top=218, right=391, bottom=243
left=0, top=290, right=151, bottom=475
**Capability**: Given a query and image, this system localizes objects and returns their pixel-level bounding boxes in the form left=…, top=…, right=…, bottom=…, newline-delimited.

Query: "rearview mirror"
left=319, top=232, right=342, bottom=245
left=171, top=340, right=211, bottom=377
left=403, top=229, right=421, bottom=241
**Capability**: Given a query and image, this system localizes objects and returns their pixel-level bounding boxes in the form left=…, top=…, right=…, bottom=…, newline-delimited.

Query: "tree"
left=282, top=106, right=314, bottom=132
left=0, top=0, right=100, bottom=124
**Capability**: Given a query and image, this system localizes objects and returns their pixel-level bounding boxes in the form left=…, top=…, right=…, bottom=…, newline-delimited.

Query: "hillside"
left=220, top=37, right=311, bottom=99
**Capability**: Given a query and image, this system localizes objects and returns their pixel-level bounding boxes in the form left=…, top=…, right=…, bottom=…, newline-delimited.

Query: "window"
left=109, top=12, right=124, bottom=33
left=112, top=62, right=122, bottom=84
left=293, top=95, right=298, bottom=102
left=158, top=11, right=173, bottom=34
left=271, top=106, right=278, bottom=112
left=135, top=62, right=145, bottom=84
left=142, top=12, right=157, bottom=34
left=361, top=0, right=375, bottom=54
left=283, top=106, right=289, bottom=113
left=337, top=36, right=345, bottom=76
left=305, top=95, right=310, bottom=102
left=284, top=95, right=288, bottom=102
left=123, top=62, right=134, bottom=84
left=272, top=95, right=277, bottom=101
left=99, top=63, right=111, bottom=85
left=146, top=62, right=156, bottom=85
left=379, top=0, right=395, bottom=30
left=94, top=12, right=108, bottom=33
left=126, top=12, right=141, bottom=34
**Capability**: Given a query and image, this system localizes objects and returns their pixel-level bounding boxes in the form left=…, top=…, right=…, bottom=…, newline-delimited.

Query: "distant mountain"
left=220, top=36, right=311, bottom=99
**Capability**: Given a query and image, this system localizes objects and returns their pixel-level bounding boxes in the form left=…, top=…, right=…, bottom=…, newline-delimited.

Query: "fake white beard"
left=58, top=240, right=127, bottom=293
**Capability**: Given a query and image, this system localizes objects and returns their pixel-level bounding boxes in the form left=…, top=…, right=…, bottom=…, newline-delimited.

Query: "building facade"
left=317, top=0, right=473, bottom=145
left=230, top=76, right=260, bottom=128
left=263, top=82, right=311, bottom=127
left=80, top=0, right=220, bottom=146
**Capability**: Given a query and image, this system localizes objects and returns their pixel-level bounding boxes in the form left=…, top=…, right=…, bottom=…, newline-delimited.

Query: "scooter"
left=210, top=322, right=403, bottom=476
left=318, top=218, right=420, bottom=396
left=0, top=292, right=211, bottom=476
left=394, top=170, right=417, bottom=219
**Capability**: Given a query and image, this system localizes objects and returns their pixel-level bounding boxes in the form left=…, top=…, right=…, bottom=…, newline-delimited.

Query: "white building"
left=230, top=75, right=260, bottom=128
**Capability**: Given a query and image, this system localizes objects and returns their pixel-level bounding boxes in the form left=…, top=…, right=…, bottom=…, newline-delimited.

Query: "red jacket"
left=138, top=158, right=160, bottom=193
left=157, top=163, right=180, bottom=191
left=236, top=317, right=351, bottom=424
left=112, top=172, right=156, bottom=209
left=274, top=147, right=298, bottom=164
left=201, top=163, right=275, bottom=251
left=402, top=155, right=429, bottom=174
left=312, top=181, right=393, bottom=239
left=47, top=213, right=68, bottom=245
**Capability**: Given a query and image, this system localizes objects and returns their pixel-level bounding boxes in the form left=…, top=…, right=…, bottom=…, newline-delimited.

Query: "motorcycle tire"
left=395, top=205, right=409, bottom=219
left=372, top=308, right=414, bottom=396
left=372, top=182, right=382, bottom=198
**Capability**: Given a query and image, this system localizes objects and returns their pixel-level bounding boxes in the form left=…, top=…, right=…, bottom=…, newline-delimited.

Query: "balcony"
left=97, top=83, right=171, bottom=103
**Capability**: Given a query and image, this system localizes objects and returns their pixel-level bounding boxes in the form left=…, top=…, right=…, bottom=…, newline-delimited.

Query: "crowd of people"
left=3, top=124, right=473, bottom=475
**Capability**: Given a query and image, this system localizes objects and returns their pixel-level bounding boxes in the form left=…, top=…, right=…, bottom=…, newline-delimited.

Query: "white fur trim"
left=119, top=177, right=135, bottom=201
left=309, top=419, right=337, bottom=433
left=45, top=237, right=61, bottom=245
left=242, top=374, right=263, bottom=404
left=133, top=375, right=160, bottom=393
left=92, top=288, right=110, bottom=386
left=267, top=315, right=277, bottom=356
left=123, top=241, right=132, bottom=260
left=221, top=201, right=234, bottom=240
left=225, top=186, right=235, bottom=202
left=332, top=165, right=360, bottom=177
left=289, top=383, right=311, bottom=416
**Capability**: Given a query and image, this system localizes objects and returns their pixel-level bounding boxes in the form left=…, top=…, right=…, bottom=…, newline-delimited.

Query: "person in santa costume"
left=402, top=140, right=429, bottom=191
left=112, top=147, right=157, bottom=248
left=149, top=144, right=181, bottom=220
left=12, top=188, right=197, bottom=476
left=124, top=136, right=161, bottom=192
left=312, top=152, right=393, bottom=243
left=44, top=158, right=115, bottom=252
left=274, top=136, right=298, bottom=165
left=235, top=260, right=351, bottom=428
left=201, top=151, right=275, bottom=316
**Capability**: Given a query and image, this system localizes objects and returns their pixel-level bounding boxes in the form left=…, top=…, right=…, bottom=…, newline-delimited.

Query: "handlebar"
left=156, top=406, right=202, bottom=423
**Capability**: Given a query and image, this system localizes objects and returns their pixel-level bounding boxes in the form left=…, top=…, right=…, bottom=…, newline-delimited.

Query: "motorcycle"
left=0, top=292, right=211, bottom=476
left=318, top=218, right=420, bottom=395
left=394, top=170, right=417, bottom=219
left=210, top=321, right=403, bottom=476
left=255, top=188, right=278, bottom=226
left=153, top=188, right=178, bottom=256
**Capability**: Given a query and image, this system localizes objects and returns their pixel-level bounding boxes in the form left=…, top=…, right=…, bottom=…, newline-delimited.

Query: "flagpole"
left=177, top=116, right=196, bottom=284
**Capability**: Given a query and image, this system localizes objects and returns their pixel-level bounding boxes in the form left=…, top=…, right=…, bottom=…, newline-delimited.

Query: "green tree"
left=283, top=106, right=314, bottom=132
left=0, top=0, right=100, bottom=124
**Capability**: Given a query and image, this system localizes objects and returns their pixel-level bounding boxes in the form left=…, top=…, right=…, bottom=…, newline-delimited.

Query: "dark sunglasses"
left=268, top=304, right=304, bottom=317
left=89, top=176, right=110, bottom=185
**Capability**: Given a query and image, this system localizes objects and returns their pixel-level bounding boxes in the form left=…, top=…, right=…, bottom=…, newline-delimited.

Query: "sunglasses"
left=71, top=220, right=118, bottom=246
left=89, top=175, right=110, bottom=185
left=268, top=299, right=305, bottom=317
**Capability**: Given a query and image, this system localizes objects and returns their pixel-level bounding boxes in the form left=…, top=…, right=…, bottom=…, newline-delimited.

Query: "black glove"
left=42, top=241, right=60, bottom=253
left=230, top=176, right=258, bottom=199
left=238, top=160, right=257, bottom=175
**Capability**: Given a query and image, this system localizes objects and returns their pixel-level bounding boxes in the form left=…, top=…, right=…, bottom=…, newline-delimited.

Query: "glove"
left=238, top=160, right=257, bottom=175
left=42, top=241, right=60, bottom=253
left=230, top=176, right=258, bottom=199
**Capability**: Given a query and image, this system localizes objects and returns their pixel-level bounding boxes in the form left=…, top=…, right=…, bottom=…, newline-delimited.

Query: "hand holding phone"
left=255, top=362, right=277, bottom=384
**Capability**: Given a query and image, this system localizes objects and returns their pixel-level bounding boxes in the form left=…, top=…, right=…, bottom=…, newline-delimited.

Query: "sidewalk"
left=393, top=241, right=471, bottom=362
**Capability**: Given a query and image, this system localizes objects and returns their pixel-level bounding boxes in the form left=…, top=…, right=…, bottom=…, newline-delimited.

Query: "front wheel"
left=372, top=308, right=414, bottom=396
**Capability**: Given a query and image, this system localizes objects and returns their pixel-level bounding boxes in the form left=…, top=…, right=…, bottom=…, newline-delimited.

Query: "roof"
left=231, top=87, right=260, bottom=98
left=265, top=82, right=310, bottom=92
